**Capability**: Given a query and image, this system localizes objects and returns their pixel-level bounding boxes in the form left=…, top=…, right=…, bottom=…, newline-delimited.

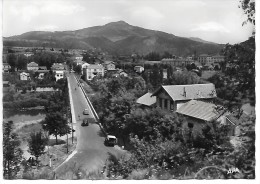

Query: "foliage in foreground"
left=28, top=131, right=48, bottom=161
left=3, top=121, right=23, bottom=179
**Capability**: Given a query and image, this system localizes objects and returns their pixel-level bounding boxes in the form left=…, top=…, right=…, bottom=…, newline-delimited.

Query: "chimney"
left=183, top=87, right=186, bottom=97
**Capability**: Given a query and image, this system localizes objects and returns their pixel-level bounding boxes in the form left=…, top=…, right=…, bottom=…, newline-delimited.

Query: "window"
left=170, top=101, right=174, bottom=110
left=164, top=99, right=168, bottom=109
left=159, top=98, right=162, bottom=108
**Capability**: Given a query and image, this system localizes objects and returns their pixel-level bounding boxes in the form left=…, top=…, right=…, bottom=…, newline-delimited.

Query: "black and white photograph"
left=1, top=0, right=258, bottom=181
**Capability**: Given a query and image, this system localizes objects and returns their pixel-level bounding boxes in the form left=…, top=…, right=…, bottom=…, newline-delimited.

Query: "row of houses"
left=3, top=61, right=49, bottom=72
left=73, top=59, right=130, bottom=80
left=19, top=63, right=66, bottom=81
left=137, top=83, right=240, bottom=137
left=197, top=54, right=224, bottom=68
left=161, top=58, right=195, bottom=67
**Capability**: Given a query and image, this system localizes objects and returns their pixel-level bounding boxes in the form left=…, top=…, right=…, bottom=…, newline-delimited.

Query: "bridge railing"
left=74, top=76, right=107, bottom=135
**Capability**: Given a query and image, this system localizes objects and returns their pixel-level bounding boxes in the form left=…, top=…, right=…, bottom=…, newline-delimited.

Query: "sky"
left=2, top=0, right=255, bottom=44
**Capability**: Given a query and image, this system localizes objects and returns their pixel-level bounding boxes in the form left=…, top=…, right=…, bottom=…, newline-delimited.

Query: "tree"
left=28, top=131, right=47, bottom=162
left=3, top=121, right=23, bottom=179
left=74, top=64, right=82, bottom=74
left=17, top=55, right=28, bottom=70
left=165, top=71, right=203, bottom=85
left=7, top=54, right=17, bottom=71
left=239, top=0, right=255, bottom=25
left=144, top=52, right=161, bottom=61
left=41, top=112, right=71, bottom=144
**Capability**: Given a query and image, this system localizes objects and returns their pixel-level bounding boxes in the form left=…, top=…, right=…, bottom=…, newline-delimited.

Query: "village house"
left=197, top=54, right=210, bottom=65
left=198, top=54, right=224, bottom=69
left=211, top=54, right=224, bottom=69
left=144, top=60, right=162, bottom=65
left=151, top=83, right=217, bottom=112
left=37, top=66, right=49, bottom=79
left=119, top=71, right=128, bottom=77
left=24, top=52, right=34, bottom=57
left=103, top=61, right=116, bottom=71
left=106, top=69, right=128, bottom=78
left=20, top=72, right=30, bottom=80
left=27, top=62, right=39, bottom=71
left=38, top=66, right=47, bottom=70
left=74, top=54, right=83, bottom=61
left=161, top=58, right=193, bottom=67
left=136, top=92, right=156, bottom=108
left=81, top=62, right=90, bottom=75
left=176, top=100, right=238, bottom=137
left=55, top=71, right=64, bottom=81
left=83, top=64, right=104, bottom=80
left=51, top=63, right=66, bottom=72
left=134, top=66, right=144, bottom=73
left=3, top=63, right=11, bottom=72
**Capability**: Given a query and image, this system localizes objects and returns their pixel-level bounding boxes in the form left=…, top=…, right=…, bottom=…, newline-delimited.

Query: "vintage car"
left=83, top=109, right=89, bottom=115
left=81, top=118, right=89, bottom=126
left=104, top=135, right=117, bottom=146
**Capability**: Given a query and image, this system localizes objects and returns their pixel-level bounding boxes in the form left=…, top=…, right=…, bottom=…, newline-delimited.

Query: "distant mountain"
left=4, top=21, right=224, bottom=56
left=188, top=37, right=218, bottom=44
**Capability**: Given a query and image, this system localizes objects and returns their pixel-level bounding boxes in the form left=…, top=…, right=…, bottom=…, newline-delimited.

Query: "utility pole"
left=66, top=128, right=69, bottom=154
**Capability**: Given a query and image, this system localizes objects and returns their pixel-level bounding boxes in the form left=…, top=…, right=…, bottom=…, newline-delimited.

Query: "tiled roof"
left=87, top=64, right=104, bottom=69
left=152, top=83, right=216, bottom=101
left=82, top=63, right=90, bottom=67
left=52, top=63, right=65, bottom=69
left=20, top=72, right=29, bottom=76
left=104, top=60, right=114, bottom=65
left=136, top=92, right=156, bottom=106
left=28, top=62, right=38, bottom=67
left=176, top=100, right=223, bottom=121
left=38, top=66, right=47, bottom=70
left=55, top=70, right=64, bottom=74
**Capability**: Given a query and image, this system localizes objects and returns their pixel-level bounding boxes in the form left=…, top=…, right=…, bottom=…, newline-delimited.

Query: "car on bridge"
left=83, top=109, right=89, bottom=115
left=104, top=135, right=117, bottom=146
left=81, top=118, right=89, bottom=126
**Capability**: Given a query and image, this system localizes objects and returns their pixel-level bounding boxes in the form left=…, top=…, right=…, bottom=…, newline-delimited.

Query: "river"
left=3, top=108, right=46, bottom=159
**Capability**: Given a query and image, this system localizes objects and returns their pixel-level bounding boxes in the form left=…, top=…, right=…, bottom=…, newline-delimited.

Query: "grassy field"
left=16, top=122, right=78, bottom=179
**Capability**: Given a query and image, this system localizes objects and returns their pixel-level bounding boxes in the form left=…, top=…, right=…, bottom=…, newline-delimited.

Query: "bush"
left=3, top=98, right=48, bottom=109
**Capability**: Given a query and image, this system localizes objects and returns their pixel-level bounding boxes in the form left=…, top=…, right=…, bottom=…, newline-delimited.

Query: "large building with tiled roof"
left=176, top=100, right=224, bottom=122
left=83, top=64, right=104, bottom=80
left=151, top=83, right=217, bottom=112
left=27, top=62, right=39, bottom=71
left=176, top=100, right=237, bottom=137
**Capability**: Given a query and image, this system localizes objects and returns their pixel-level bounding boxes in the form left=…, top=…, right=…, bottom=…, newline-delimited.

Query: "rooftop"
left=152, top=83, right=217, bottom=101
left=198, top=54, right=211, bottom=57
left=87, top=64, right=104, bottom=69
left=27, top=62, right=39, bottom=66
left=176, top=100, right=224, bottom=121
left=38, top=66, right=47, bottom=70
left=136, top=92, right=156, bottom=106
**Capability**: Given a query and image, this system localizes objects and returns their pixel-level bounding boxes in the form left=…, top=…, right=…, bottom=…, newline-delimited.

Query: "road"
left=54, top=73, right=125, bottom=178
